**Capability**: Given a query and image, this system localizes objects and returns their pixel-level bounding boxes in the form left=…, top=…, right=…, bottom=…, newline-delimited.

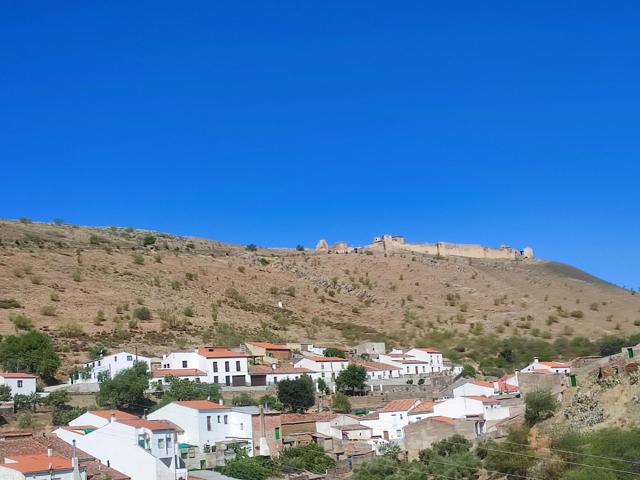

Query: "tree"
left=52, top=218, right=64, bottom=225
left=417, top=435, right=480, bottom=479
left=141, top=234, right=156, bottom=246
left=245, top=244, right=257, bottom=252
left=96, top=362, right=151, bottom=409
left=277, top=375, right=315, bottom=412
left=0, top=330, right=60, bottom=381
left=221, top=447, right=277, bottom=480
left=482, top=426, right=536, bottom=477
left=317, top=378, right=330, bottom=395
left=525, top=390, right=559, bottom=426
left=336, top=365, right=367, bottom=394
left=160, top=376, right=221, bottom=404
left=461, top=364, right=476, bottom=378
left=324, top=348, right=346, bottom=358
left=331, top=393, right=352, bottom=413
left=52, top=407, right=87, bottom=426
left=232, top=392, right=257, bottom=406
left=295, top=245, right=305, bottom=251
left=0, top=384, right=12, bottom=401
left=258, top=395, right=283, bottom=411
left=45, top=390, right=70, bottom=409
left=279, top=443, right=336, bottom=474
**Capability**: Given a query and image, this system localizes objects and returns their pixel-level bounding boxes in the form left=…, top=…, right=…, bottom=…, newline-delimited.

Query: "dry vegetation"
left=1, top=220, right=639, bottom=378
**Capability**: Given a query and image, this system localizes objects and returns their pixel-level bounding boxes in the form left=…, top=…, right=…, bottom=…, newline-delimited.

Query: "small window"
left=207, top=416, right=212, bottom=431
left=225, top=361, right=230, bottom=372
left=217, top=415, right=221, bottom=423
left=240, top=423, right=244, bottom=431
left=195, top=378, right=201, bottom=383
left=214, top=376, right=219, bottom=383
left=213, top=363, right=218, bottom=373
left=127, top=355, right=133, bottom=361
left=17, top=380, right=23, bottom=388
left=114, top=356, right=117, bottom=362
left=158, top=438, right=165, bottom=449
left=166, top=436, right=172, bottom=449
left=236, top=361, right=241, bottom=371
left=182, top=360, right=188, bottom=368
left=224, top=415, right=228, bottom=425
left=98, top=361, right=101, bottom=366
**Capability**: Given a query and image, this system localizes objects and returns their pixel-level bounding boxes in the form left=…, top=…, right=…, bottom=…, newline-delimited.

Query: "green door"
left=628, top=348, right=634, bottom=359
left=275, top=427, right=281, bottom=440
left=570, top=375, right=577, bottom=387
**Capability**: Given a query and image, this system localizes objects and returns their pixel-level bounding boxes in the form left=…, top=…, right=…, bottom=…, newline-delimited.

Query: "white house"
left=151, top=368, right=208, bottom=388
left=405, top=347, right=445, bottom=372
left=148, top=400, right=283, bottom=466
left=433, top=396, right=510, bottom=421
left=332, top=424, right=372, bottom=441
left=161, top=347, right=250, bottom=386
left=0, top=452, right=86, bottom=480
left=494, top=373, right=520, bottom=394
left=70, top=352, right=151, bottom=384
left=357, top=361, right=402, bottom=380
left=453, top=380, right=497, bottom=398
left=520, top=358, right=571, bottom=374
left=359, top=398, right=420, bottom=442
left=407, top=401, right=436, bottom=423
left=56, top=416, right=186, bottom=480
left=294, top=356, right=349, bottom=382
left=0, top=372, right=37, bottom=397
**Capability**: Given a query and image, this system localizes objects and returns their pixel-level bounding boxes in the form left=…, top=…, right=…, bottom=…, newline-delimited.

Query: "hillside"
left=1, top=220, right=639, bottom=378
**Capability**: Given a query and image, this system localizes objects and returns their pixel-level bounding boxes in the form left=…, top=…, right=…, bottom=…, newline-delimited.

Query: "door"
left=628, top=348, right=634, bottom=359
left=251, top=375, right=267, bottom=386
left=570, top=375, right=577, bottom=387
left=383, top=431, right=389, bottom=440
left=232, top=375, right=245, bottom=386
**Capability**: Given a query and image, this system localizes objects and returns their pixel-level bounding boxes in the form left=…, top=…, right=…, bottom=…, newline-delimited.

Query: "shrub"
left=296, top=245, right=305, bottom=251
left=279, top=443, right=336, bottom=474
left=238, top=266, right=246, bottom=273
left=332, top=393, right=351, bottom=413
left=225, top=288, right=247, bottom=303
left=570, top=310, right=584, bottom=319
left=17, top=413, right=33, bottom=429
left=133, top=307, right=151, bottom=321
left=132, top=253, right=145, bottom=265
left=245, top=244, right=257, bottom=252
left=52, top=407, right=87, bottom=426
left=30, top=275, right=42, bottom=285
left=0, top=299, right=21, bottom=309
left=72, top=269, right=82, bottom=282
left=0, top=331, right=60, bottom=379
left=461, top=364, right=476, bottom=378
left=525, top=390, right=559, bottom=425
left=0, top=384, right=12, bottom=401
left=40, top=305, right=56, bottom=316
left=285, top=286, right=296, bottom=297
left=10, top=314, right=33, bottom=331
left=142, top=234, right=156, bottom=246
left=58, top=321, right=84, bottom=338
left=89, top=234, right=101, bottom=245
left=50, top=292, right=60, bottom=302
left=589, top=302, right=599, bottom=311
left=268, top=286, right=279, bottom=295
left=183, top=306, right=195, bottom=317
left=277, top=375, right=315, bottom=412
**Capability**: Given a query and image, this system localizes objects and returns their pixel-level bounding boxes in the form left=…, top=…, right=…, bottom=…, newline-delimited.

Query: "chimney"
left=271, top=364, right=276, bottom=370
left=110, top=414, right=116, bottom=423
left=218, top=399, right=224, bottom=406
left=72, top=440, right=82, bottom=480
left=533, top=357, right=539, bottom=364
left=47, top=448, right=53, bottom=457
left=258, top=405, right=270, bottom=457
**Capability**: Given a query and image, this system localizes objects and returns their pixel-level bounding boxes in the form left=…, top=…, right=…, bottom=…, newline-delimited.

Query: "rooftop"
left=380, top=399, right=419, bottom=412
left=174, top=400, right=228, bottom=410
left=465, top=396, right=499, bottom=404
left=89, top=409, right=138, bottom=420
left=304, top=355, right=347, bottom=362
left=414, top=347, right=440, bottom=353
left=248, top=342, right=290, bottom=351
left=0, top=372, right=37, bottom=378
left=197, top=346, right=247, bottom=359
left=119, top=419, right=180, bottom=431
left=335, top=424, right=371, bottom=431
left=248, top=365, right=313, bottom=375
left=470, top=380, right=496, bottom=388
left=357, top=361, right=401, bottom=372
left=409, top=401, right=435, bottom=414
left=2, top=453, right=72, bottom=474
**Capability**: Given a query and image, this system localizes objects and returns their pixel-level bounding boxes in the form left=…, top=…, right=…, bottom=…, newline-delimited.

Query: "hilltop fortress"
left=315, top=234, right=534, bottom=260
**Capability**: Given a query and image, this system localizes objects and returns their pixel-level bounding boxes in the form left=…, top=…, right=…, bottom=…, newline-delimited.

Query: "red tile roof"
left=3, top=453, right=72, bottom=474
left=174, top=400, right=228, bottom=410
left=497, top=382, right=519, bottom=393
left=358, top=412, right=380, bottom=421
left=470, top=380, right=496, bottom=388
left=119, top=419, right=178, bottom=431
left=357, top=361, right=401, bottom=372
left=151, top=368, right=206, bottom=377
left=540, top=361, right=570, bottom=368
left=280, top=412, right=350, bottom=424
left=415, top=347, right=440, bottom=353
left=304, top=355, right=347, bottom=362
left=249, top=342, right=290, bottom=351
left=430, top=416, right=454, bottom=425
left=380, top=399, right=419, bottom=412
left=89, top=410, right=138, bottom=420
left=336, top=424, right=371, bottom=431
left=0, top=372, right=37, bottom=378
left=398, top=359, right=429, bottom=364
left=409, top=401, right=435, bottom=414
left=465, top=396, right=499, bottom=404
left=197, top=346, right=247, bottom=358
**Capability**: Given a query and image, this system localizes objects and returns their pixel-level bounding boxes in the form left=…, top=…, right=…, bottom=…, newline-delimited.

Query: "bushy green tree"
left=45, top=390, right=70, bottom=409
left=0, top=384, right=12, bottom=401
left=461, top=364, right=476, bottom=378
left=96, top=362, right=151, bottom=409
left=279, top=443, right=336, bottom=474
left=331, top=393, right=352, bottom=413
left=0, top=330, right=60, bottom=380
left=221, top=447, right=277, bottom=480
left=258, top=395, right=283, bottom=411
left=525, top=389, right=559, bottom=426
left=52, top=407, right=87, bottom=426
left=336, top=365, right=367, bottom=394
left=277, top=375, right=315, bottom=412
left=418, top=435, right=480, bottom=479
left=232, top=392, right=257, bottom=406
left=482, top=426, right=536, bottom=477
left=160, top=376, right=221, bottom=404
left=324, top=348, right=346, bottom=358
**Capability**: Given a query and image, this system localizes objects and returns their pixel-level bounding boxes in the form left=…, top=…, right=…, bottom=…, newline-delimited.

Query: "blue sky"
left=1, top=2, right=638, bottom=288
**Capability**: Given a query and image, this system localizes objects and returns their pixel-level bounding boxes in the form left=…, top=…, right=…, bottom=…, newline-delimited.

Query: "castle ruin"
left=315, top=234, right=534, bottom=260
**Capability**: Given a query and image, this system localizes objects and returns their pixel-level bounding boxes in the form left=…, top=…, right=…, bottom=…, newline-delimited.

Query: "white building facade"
left=0, top=372, right=37, bottom=397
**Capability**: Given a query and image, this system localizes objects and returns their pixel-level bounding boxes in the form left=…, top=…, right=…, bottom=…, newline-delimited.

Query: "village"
left=1, top=337, right=637, bottom=480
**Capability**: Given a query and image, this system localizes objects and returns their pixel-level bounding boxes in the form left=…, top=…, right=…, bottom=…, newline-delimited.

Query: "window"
left=166, top=437, right=172, bottom=449
left=158, top=438, right=165, bottom=449
left=127, top=355, right=133, bottom=361
left=240, top=423, right=243, bottom=431
left=98, top=361, right=101, bottom=366
left=213, top=376, right=219, bottom=384
left=225, top=361, right=230, bottom=372
left=399, top=414, right=403, bottom=419
left=217, top=415, right=221, bottom=423
left=213, top=363, right=218, bottom=373
left=275, top=427, right=281, bottom=440
left=17, top=380, right=23, bottom=388
left=195, top=378, right=201, bottom=383
left=114, top=356, right=117, bottom=362
left=224, top=415, right=228, bottom=425
left=182, top=360, right=188, bottom=368
left=236, top=361, right=241, bottom=371
left=396, top=429, right=402, bottom=437
left=138, top=435, right=146, bottom=448
left=207, top=416, right=212, bottom=431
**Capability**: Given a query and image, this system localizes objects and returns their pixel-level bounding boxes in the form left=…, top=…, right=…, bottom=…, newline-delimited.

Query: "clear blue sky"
left=1, top=2, right=638, bottom=288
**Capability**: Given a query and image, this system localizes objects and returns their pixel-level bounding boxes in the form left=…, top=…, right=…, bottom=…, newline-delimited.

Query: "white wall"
left=0, top=376, right=36, bottom=396
left=433, top=397, right=484, bottom=419
left=453, top=383, right=496, bottom=398
left=75, top=352, right=151, bottom=384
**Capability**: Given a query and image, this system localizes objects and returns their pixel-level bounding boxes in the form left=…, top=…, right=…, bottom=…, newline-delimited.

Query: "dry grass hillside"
left=1, top=220, right=639, bottom=377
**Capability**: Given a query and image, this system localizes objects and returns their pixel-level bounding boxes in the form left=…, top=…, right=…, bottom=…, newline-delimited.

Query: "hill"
left=1, top=220, right=639, bottom=378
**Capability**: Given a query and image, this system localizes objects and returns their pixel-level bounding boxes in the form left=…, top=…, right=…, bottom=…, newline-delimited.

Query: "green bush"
left=524, top=390, right=558, bottom=426
left=331, top=393, right=352, bottom=413
left=279, top=443, right=336, bottom=474
left=133, top=306, right=151, bottom=320
left=10, top=313, right=33, bottom=331
left=0, top=330, right=60, bottom=380
left=0, top=299, right=21, bottom=309
left=52, top=407, right=87, bottom=426
left=245, top=244, right=257, bottom=252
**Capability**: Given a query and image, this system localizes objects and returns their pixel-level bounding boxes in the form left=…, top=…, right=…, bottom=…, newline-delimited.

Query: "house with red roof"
left=453, top=379, right=497, bottom=398
left=359, top=398, right=421, bottom=442
left=160, top=346, right=250, bottom=386
left=520, top=357, right=571, bottom=374
left=294, top=355, right=349, bottom=382
left=0, top=451, right=85, bottom=480
left=150, top=368, right=208, bottom=387
left=248, top=364, right=317, bottom=386
left=0, top=372, right=36, bottom=397
left=242, top=342, right=292, bottom=363
left=432, top=396, right=510, bottom=422
left=55, top=412, right=186, bottom=480
left=356, top=361, right=402, bottom=380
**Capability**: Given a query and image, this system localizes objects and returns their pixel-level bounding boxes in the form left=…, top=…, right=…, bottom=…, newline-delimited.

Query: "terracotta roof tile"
left=197, top=346, right=247, bottom=358
left=249, top=365, right=313, bottom=375
left=409, top=401, right=435, bottom=414
left=380, top=399, right=419, bottom=412
left=89, top=410, right=138, bottom=420
left=118, top=419, right=179, bottom=431
left=151, top=368, right=206, bottom=377
left=3, top=453, right=72, bottom=474
left=415, top=347, right=440, bottom=353
left=464, top=396, right=499, bottom=404
left=304, top=355, right=347, bottom=362
left=431, top=416, right=455, bottom=425
left=248, top=342, right=290, bottom=351
left=0, top=372, right=37, bottom=378
left=174, top=400, right=228, bottom=410
left=470, top=380, right=496, bottom=388
left=357, top=361, right=401, bottom=372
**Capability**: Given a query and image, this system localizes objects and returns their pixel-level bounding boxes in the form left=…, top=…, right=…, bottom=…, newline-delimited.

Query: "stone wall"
left=518, top=372, right=567, bottom=396
left=404, top=418, right=478, bottom=460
